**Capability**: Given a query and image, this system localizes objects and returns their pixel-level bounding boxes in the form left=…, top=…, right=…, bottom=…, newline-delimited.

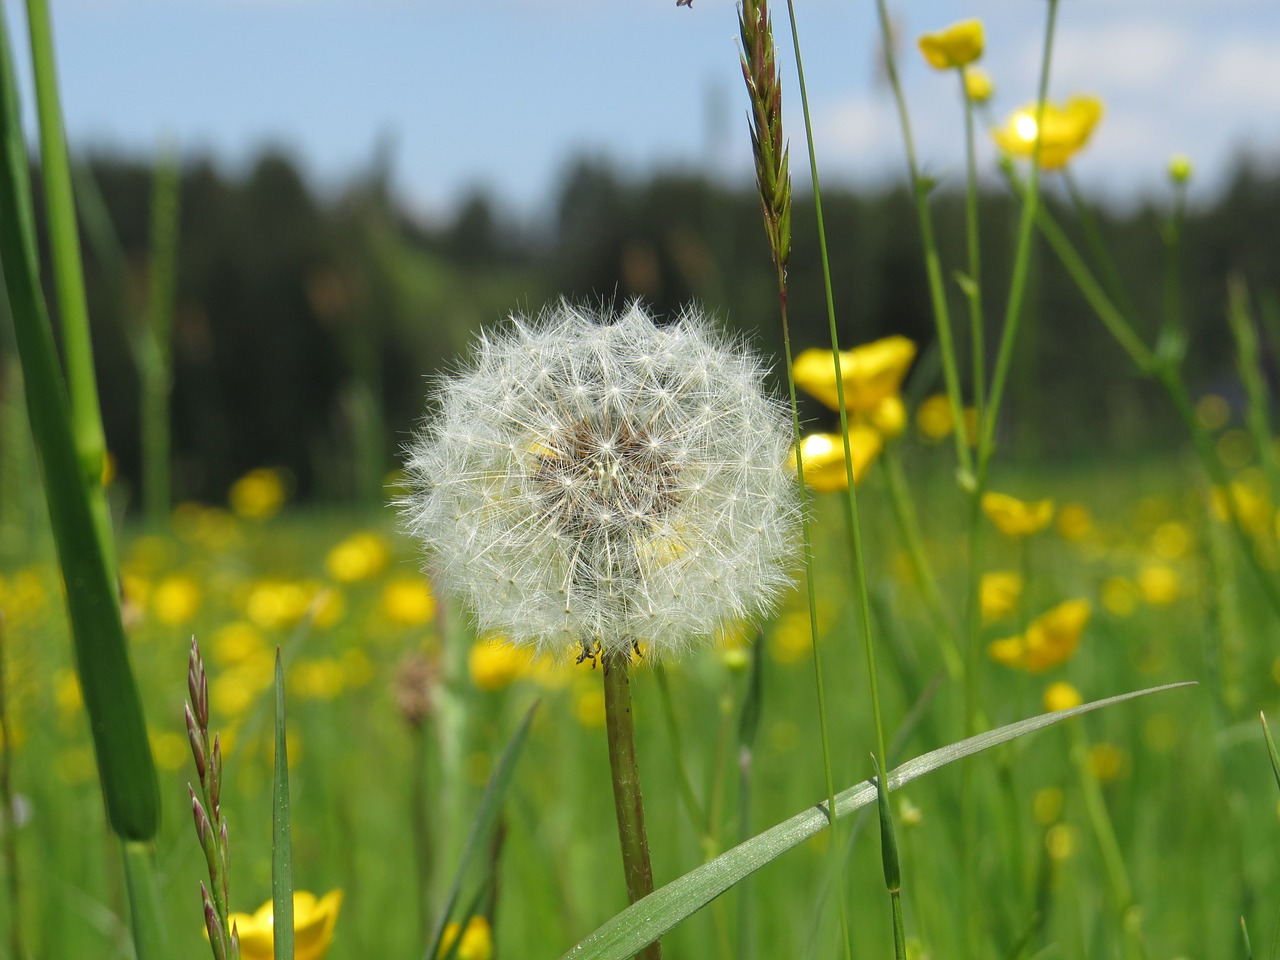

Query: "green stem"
left=880, top=447, right=963, bottom=679
left=873, top=0, right=971, bottom=479
left=783, top=4, right=878, bottom=951
left=272, top=650, right=295, bottom=960
left=1064, top=171, right=1140, bottom=328
left=602, top=652, right=661, bottom=960
left=1067, top=723, right=1139, bottom=950
left=654, top=666, right=710, bottom=843
left=978, top=0, right=1059, bottom=471
left=0, top=613, right=24, bottom=960
left=960, top=71, right=986, bottom=429
left=122, top=841, right=170, bottom=960
left=23, top=0, right=115, bottom=570
left=141, top=147, right=180, bottom=529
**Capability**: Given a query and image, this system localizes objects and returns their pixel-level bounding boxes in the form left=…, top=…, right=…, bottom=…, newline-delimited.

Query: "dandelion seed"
left=402, top=301, right=801, bottom=660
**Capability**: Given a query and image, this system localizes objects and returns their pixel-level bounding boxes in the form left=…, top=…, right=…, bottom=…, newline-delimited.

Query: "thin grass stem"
left=872, top=0, right=971, bottom=480
left=961, top=73, right=986, bottom=430
left=879, top=447, right=963, bottom=679
left=0, top=613, right=24, bottom=960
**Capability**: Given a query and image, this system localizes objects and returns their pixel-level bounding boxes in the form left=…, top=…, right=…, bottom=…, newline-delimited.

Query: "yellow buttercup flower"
left=152, top=574, right=202, bottom=626
left=1055, top=501, right=1094, bottom=542
left=989, top=599, right=1091, bottom=673
left=792, top=337, right=917, bottom=412
left=230, top=889, right=343, bottom=960
left=229, top=468, right=288, bottom=520
left=1137, top=563, right=1180, bottom=606
left=992, top=96, right=1104, bottom=170
left=980, top=570, right=1023, bottom=623
left=982, top=491, right=1054, bottom=537
left=790, top=428, right=883, bottom=493
left=325, top=531, right=390, bottom=583
left=1043, top=681, right=1083, bottom=713
left=438, top=915, right=494, bottom=960
left=867, top=394, right=907, bottom=440
left=381, top=576, right=437, bottom=626
left=963, top=66, right=994, bottom=103
left=468, top=637, right=533, bottom=691
left=917, top=19, right=984, bottom=70
left=1168, top=153, right=1193, bottom=184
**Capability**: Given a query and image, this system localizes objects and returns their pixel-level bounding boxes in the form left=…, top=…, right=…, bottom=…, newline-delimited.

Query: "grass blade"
left=561, top=682, right=1195, bottom=960
left=1260, top=712, right=1280, bottom=795
left=273, top=649, right=295, bottom=960
left=425, top=700, right=539, bottom=960
left=0, top=3, right=159, bottom=842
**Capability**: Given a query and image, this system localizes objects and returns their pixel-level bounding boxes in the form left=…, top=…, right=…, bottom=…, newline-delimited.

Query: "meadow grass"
left=4, top=0, right=1280, bottom=957
left=0, top=444, right=1276, bottom=956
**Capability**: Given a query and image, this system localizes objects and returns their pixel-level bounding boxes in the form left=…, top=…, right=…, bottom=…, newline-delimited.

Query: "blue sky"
left=4, top=0, right=1279, bottom=222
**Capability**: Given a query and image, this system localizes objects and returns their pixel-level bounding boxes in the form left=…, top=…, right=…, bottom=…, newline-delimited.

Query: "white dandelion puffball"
left=402, top=301, right=801, bottom=658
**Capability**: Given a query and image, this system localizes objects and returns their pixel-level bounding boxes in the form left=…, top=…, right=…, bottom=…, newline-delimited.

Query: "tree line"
left=3, top=148, right=1278, bottom=510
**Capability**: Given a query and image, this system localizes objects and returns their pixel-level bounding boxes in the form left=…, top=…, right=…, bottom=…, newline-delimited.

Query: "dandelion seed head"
left=402, top=301, right=801, bottom=658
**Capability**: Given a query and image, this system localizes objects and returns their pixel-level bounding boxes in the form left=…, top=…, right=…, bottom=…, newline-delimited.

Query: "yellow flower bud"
left=917, top=19, right=985, bottom=70
left=963, top=66, right=994, bottom=103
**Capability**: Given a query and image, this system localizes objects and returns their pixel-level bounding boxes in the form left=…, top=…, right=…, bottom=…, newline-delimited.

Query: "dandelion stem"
left=602, top=651, right=661, bottom=960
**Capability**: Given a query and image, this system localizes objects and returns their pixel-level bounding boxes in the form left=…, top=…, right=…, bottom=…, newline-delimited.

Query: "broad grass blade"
left=0, top=6, right=159, bottom=841
left=562, top=682, right=1195, bottom=960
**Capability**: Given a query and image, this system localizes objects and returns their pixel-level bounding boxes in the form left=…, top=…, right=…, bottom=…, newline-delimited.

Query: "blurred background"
left=1, top=0, right=1278, bottom=509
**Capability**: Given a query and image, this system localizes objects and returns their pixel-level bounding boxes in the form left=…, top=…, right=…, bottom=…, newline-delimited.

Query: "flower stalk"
left=602, top=650, right=661, bottom=960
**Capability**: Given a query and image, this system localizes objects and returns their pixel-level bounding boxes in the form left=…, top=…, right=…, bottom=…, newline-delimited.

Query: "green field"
left=3, top=438, right=1277, bottom=958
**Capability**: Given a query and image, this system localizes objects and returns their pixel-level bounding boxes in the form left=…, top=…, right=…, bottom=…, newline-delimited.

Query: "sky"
left=4, top=0, right=1279, bottom=224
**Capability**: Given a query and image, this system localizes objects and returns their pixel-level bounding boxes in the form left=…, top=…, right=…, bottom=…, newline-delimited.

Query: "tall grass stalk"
left=778, top=0, right=903, bottom=949
left=23, top=0, right=115, bottom=570
left=140, top=147, right=181, bottom=529
left=1227, top=278, right=1280, bottom=504
left=0, top=9, right=164, bottom=956
left=738, top=2, right=851, bottom=954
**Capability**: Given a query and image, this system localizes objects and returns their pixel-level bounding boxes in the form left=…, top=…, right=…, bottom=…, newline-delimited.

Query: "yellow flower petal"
left=993, top=95, right=1104, bottom=170
left=1043, top=681, right=1083, bottom=713
left=790, top=428, right=883, bottom=493
left=981, top=491, right=1055, bottom=537
left=917, top=19, right=985, bottom=70
left=226, top=890, right=343, bottom=960
left=792, top=336, right=917, bottom=412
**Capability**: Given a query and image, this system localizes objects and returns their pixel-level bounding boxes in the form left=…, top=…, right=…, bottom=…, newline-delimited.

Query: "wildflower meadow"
left=2, top=1, right=1280, bottom=959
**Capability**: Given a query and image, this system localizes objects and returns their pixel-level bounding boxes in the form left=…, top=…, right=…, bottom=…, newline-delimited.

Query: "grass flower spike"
left=993, top=96, right=1104, bottom=170
left=917, top=19, right=985, bottom=70
left=402, top=301, right=801, bottom=660
left=229, top=890, right=343, bottom=960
